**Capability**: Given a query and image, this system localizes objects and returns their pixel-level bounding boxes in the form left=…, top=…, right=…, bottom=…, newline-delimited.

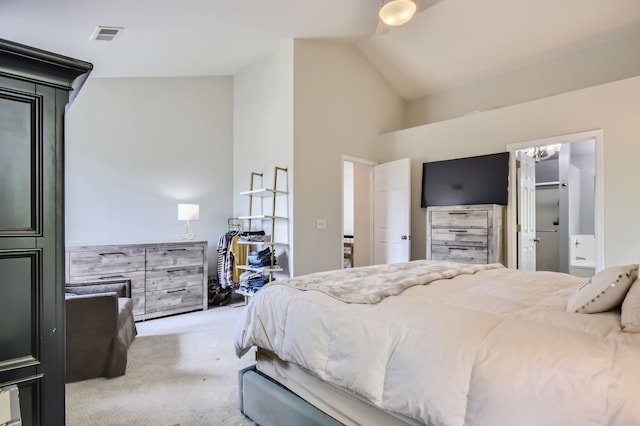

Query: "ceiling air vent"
left=90, top=26, right=123, bottom=42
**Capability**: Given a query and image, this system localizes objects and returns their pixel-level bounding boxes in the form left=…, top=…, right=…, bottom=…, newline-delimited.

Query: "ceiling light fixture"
left=527, top=144, right=561, bottom=162
left=379, top=0, right=417, bottom=26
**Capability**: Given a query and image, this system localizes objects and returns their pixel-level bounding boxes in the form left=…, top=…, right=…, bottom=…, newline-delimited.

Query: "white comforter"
left=235, top=260, right=640, bottom=426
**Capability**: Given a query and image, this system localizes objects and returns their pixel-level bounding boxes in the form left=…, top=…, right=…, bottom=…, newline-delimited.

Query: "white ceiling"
left=1, top=0, right=639, bottom=101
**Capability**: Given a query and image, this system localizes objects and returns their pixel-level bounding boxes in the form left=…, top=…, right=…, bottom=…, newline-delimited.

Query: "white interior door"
left=517, top=150, right=537, bottom=271
left=373, top=158, right=411, bottom=264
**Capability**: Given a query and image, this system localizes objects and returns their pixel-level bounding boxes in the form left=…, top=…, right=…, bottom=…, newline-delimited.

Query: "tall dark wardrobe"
left=0, top=39, right=92, bottom=425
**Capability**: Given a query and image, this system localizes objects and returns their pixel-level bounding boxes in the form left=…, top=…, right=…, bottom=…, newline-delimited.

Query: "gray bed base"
left=238, top=365, right=343, bottom=426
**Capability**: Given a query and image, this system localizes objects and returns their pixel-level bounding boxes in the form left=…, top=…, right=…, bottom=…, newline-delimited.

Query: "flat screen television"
left=421, top=152, right=510, bottom=207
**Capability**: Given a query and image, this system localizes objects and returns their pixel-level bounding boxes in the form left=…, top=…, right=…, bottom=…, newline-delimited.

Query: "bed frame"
left=238, top=349, right=420, bottom=426
left=238, top=365, right=342, bottom=426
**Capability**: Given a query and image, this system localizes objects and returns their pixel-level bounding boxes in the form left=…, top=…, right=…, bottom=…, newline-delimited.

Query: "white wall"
left=292, top=39, right=405, bottom=275
left=233, top=41, right=295, bottom=276
left=379, top=76, right=640, bottom=267
left=406, top=27, right=640, bottom=127
left=352, top=161, right=372, bottom=267
left=65, top=76, right=234, bottom=265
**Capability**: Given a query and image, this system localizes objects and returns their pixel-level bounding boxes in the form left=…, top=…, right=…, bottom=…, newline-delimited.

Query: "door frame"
left=342, top=155, right=377, bottom=267
left=506, top=129, right=605, bottom=271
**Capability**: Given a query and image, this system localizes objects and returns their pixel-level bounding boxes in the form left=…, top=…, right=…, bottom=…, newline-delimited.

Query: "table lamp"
left=178, top=203, right=199, bottom=240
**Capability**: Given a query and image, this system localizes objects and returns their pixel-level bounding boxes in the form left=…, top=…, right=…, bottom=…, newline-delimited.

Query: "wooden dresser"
left=426, top=204, right=505, bottom=265
left=66, top=241, right=208, bottom=321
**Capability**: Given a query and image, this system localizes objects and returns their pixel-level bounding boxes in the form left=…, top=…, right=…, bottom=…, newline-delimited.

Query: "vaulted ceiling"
left=1, top=0, right=639, bottom=101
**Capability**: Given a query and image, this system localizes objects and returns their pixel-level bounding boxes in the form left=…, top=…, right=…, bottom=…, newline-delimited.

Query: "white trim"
left=368, top=164, right=375, bottom=265
left=505, top=129, right=602, bottom=152
left=342, top=155, right=378, bottom=166
left=506, top=129, right=604, bottom=271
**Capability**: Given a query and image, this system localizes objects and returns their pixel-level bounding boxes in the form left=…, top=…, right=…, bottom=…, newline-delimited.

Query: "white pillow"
left=566, top=265, right=638, bottom=314
left=621, top=277, right=640, bottom=332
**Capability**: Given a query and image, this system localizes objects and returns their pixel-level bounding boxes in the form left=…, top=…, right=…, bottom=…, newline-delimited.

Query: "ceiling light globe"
left=379, top=0, right=417, bottom=26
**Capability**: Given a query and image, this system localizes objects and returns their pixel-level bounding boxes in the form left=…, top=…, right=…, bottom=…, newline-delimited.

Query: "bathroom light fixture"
left=178, top=203, right=199, bottom=240
left=528, top=144, right=561, bottom=162
left=379, top=0, right=417, bottom=26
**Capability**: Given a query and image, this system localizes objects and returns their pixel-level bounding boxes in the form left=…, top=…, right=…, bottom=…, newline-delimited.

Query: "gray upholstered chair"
left=65, top=280, right=137, bottom=383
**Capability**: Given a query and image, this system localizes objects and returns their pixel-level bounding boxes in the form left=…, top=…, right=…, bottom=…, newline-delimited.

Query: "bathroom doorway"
left=506, top=130, right=604, bottom=274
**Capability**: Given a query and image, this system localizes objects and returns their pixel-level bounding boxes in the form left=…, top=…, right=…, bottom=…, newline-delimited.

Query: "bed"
left=235, top=259, right=640, bottom=426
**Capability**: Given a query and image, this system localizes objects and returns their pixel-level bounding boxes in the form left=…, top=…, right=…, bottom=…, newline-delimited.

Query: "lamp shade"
left=379, top=0, right=417, bottom=26
left=178, top=204, right=199, bottom=221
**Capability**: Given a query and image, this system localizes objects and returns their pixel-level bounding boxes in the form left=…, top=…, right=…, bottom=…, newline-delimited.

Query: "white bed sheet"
left=235, top=261, right=640, bottom=426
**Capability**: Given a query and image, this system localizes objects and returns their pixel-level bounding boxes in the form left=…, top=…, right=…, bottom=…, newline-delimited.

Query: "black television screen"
left=421, top=152, right=510, bottom=207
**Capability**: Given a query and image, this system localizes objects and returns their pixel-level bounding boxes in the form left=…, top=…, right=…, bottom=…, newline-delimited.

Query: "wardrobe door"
left=0, top=38, right=91, bottom=426
left=0, top=75, right=65, bottom=425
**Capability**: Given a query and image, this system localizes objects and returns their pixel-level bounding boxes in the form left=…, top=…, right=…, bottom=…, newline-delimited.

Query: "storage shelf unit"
left=240, top=188, right=288, bottom=197
left=238, top=215, right=287, bottom=220
left=235, top=167, right=289, bottom=300
left=237, top=264, right=284, bottom=272
left=237, top=241, right=287, bottom=246
left=235, top=288, right=257, bottom=297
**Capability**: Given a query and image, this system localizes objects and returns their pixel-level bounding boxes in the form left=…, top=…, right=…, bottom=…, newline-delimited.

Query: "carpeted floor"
left=66, top=305, right=256, bottom=426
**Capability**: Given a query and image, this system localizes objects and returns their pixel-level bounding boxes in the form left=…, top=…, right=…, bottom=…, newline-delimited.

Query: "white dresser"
left=66, top=241, right=208, bottom=321
left=426, top=204, right=505, bottom=265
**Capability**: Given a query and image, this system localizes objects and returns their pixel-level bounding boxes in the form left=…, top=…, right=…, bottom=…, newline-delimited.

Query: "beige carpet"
left=66, top=305, right=256, bottom=426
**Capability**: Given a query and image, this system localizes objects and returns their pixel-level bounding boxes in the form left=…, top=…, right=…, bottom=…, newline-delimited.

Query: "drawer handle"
left=99, top=251, right=126, bottom=256
left=449, top=247, right=468, bottom=251
left=99, top=275, right=126, bottom=279
left=166, top=288, right=186, bottom=294
left=167, top=248, right=187, bottom=252
left=167, top=268, right=186, bottom=273
left=448, top=212, right=468, bottom=215
left=448, top=230, right=468, bottom=233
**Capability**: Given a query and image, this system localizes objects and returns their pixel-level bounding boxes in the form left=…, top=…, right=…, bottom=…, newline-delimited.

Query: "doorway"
left=506, top=129, right=604, bottom=273
left=343, top=157, right=375, bottom=268
left=342, top=156, right=412, bottom=267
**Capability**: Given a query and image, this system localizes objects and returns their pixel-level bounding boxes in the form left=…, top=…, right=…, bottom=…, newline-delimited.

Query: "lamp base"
left=180, top=221, right=196, bottom=240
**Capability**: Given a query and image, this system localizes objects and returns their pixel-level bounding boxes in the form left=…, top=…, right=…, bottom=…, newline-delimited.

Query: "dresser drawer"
left=146, top=266, right=204, bottom=292
left=431, top=245, right=488, bottom=264
left=431, top=228, right=488, bottom=247
left=68, top=248, right=145, bottom=277
left=145, top=285, right=203, bottom=314
left=427, top=204, right=504, bottom=265
left=146, top=246, right=204, bottom=269
left=431, top=210, right=488, bottom=229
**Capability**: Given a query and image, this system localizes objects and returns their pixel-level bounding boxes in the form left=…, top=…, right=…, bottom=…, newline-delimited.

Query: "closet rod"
left=536, top=181, right=560, bottom=187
